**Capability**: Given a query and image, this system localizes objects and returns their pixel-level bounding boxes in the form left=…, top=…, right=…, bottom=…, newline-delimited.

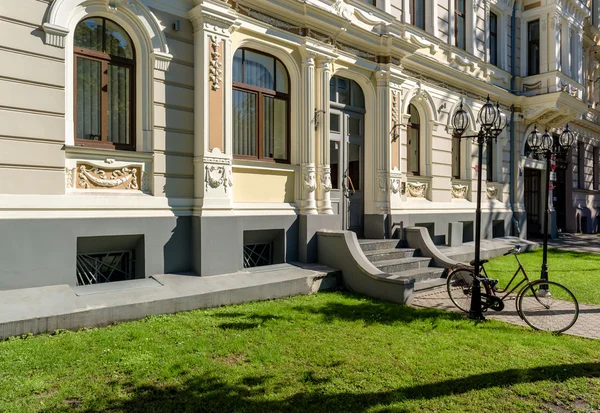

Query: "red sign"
left=549, top=183, right=553, bottom=190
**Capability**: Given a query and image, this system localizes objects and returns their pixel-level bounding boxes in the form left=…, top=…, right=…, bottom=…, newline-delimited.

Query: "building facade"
left=0, top=0, right=598, bottom=290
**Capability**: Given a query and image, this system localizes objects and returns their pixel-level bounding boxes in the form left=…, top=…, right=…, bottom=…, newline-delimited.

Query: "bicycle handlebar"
left=503, top=244, right=522, bottom=256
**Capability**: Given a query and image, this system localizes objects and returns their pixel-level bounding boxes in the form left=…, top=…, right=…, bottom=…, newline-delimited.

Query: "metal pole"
left=468, top=133, right=485, bottom=321
left=540, top=151, right=550, bottom=283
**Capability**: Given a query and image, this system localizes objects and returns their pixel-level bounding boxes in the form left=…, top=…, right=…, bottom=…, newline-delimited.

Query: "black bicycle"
left=446, top=245, right=579, bottom=333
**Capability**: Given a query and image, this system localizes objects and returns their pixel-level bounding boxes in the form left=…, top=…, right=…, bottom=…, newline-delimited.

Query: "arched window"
left=407, top=104, right=420, bottom=175
left=232, top=48, right=290, bottom=162
left=74, top=18, right=135, bottom=150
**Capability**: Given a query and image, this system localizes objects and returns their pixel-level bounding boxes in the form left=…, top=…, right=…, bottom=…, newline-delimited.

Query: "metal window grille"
left=243, top=243, right=272, bottom=268
left=76, top=250, right=135, bottom=285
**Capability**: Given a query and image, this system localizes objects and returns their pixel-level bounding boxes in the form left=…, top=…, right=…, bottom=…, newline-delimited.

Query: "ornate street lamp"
left=526, top=124, right=575, bottom=285
left=452, top=96, right=508, bottom=320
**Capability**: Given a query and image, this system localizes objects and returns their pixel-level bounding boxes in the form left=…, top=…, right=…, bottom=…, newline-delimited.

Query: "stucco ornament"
left=486, top=186, right=498, bottom=200
left=205, top=165, right=232, bottom=192
left=78, top=165, right=139, bottom=190
left=320, top=169, right=333, bottom=192
left=332, top=0, right=354, bottom=21
left=451, top=184, right=468, bottom=199
left=209, top=35, right=222, bottom=91
left=406, top=182, right=427, bottom=198
left=390, top=177, right=401, bottom=194
left=304, top=171, right=317, bottom=193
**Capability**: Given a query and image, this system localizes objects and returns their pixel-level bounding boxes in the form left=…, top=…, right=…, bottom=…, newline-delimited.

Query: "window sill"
left=233, top=159, right=297, bottom=173
left=65, top=145, right=153, bottom=162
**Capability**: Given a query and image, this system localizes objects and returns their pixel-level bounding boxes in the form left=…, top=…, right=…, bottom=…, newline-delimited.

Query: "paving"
left=411, top=234, right=600, bottom=340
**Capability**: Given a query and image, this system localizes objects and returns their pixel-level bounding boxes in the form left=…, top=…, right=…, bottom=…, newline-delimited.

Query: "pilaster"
left=561, top=18, right=570, bottom=77
left=188, top=1, right=237, bottom=213
left=298, top=54, right=318, bottom=215
left=315, top=57, right=334, bottom=214
left=374, top=66, right=392, bottom=213
left=547, top=14, right=559, bottom=72
left=540, top=15, right=548, bottom=73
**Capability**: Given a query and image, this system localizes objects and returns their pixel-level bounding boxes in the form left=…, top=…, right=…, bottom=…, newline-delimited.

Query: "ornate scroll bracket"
left=451, top=184, right=468, bottom=199
left=209, top=35, right=223, bottom=91
left=406, top=181, right=427, bottom=198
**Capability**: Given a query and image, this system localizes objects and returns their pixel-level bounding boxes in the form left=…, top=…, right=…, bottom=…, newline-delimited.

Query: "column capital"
left=188, top=0, right=238, bottom=35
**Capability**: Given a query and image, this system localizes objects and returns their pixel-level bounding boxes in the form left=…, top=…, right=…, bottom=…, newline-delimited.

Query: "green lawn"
left=1, top=292, right=600, bottom=412
left=484, top=248, right=600, bottom=305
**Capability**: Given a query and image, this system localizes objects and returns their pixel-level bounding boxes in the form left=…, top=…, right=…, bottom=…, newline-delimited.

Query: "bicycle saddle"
left=469, top=258, right=489, bottom=266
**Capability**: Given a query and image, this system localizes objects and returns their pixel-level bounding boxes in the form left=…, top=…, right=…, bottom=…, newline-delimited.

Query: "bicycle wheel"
left=446, top=268, right=484, bottom=313
left=518, top=280, right=579, bottom=333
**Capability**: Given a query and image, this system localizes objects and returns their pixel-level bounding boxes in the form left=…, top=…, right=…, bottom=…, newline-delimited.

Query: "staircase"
left=358, top=239, right=446, bottom=292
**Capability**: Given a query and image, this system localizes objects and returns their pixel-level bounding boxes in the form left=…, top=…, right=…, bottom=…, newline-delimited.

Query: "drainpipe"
left=509, top=2, right=517, bottom=236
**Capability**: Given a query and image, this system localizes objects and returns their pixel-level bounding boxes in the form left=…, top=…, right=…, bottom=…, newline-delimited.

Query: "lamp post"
left=526, top=124, right=575, bottom=285
left=452, top=96, right=507, bottom=320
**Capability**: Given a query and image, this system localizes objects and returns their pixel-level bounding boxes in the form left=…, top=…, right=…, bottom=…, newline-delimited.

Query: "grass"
left=1, top=292, right=600, bottom=412
left=484, top=248, right=600, bottom=305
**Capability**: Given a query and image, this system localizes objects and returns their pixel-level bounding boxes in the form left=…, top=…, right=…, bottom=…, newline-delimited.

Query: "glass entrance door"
left=329, top=109, right=364, bottom=235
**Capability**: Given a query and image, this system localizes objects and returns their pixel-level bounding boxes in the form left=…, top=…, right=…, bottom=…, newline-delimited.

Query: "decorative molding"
left=377, top=172, right=387, bottom=192
left=392, top=90, right=399, bottom=125
left=332, top=0, right=354, bottom=21
left=319, top=166, right=332, bottom=192
left=302, top=165, right=317, bottom=193
left=406, top=181, right=427, bottom=198
left=205, top=165, right=233, bottom=192
left=335, top=41, right=377, bottom=62
left=523, top=81, right=542, bottom=92
left=451, top=184, right=468, bottom=199
left=42, top=23, right=69, bottom=48
left=390, top=169, right=402, bottom=194
left=154, top=51, right=173, bottom=72
left=486, top=186, right=498, bottom=200
left=77, top=164, right=140, bottom=190
left=235, top=3, right=302, bottom=33
left=141, top=171, right=151, bottom=193
left=209, top=35, right=223, bottom=91
left=65, top=168, right=75, bottom=188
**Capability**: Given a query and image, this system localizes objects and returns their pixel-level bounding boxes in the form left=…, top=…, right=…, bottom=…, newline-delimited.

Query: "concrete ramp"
left=0, top=263, right=339, bottom=340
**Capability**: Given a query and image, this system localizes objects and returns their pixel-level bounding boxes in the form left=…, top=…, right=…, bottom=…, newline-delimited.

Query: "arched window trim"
left=74, top=17, right=136, bottom=151
left=232, top=48, right=290, bottom=163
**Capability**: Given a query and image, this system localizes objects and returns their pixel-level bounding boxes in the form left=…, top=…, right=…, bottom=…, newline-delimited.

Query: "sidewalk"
left=411, top=233, right=600, bottom=340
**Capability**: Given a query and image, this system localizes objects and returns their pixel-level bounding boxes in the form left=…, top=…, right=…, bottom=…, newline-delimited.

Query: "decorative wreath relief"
left=77, top=164, right=140, bottom=190
left=451, top=184, right=468, bottom=199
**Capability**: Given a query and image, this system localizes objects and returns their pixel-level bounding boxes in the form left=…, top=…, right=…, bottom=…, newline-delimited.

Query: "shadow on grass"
left=76, top=363, right=600, bottom=413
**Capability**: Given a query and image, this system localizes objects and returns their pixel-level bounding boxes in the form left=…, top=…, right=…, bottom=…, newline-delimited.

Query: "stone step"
left=386, top=267, right=445, bottom=284
left=374, top=257, right=432, bottom=273
left=358, top=239, right=405, bottom=252
left=363, top=248, right=418, bottom=262
left=414, top=277, right=447, bottom=292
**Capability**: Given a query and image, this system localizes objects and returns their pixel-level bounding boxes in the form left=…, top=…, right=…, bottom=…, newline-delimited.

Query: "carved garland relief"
left=406, top=182, right=427, bottom=198
left=486, top=186, right=498, bottom=200
left=451, top=184, right=468, bottom=199
left=205, top=165, right=233, bottom=192
left=76, top=164, right=141, bottom=190
left=209, top=35, right=223, bottom=91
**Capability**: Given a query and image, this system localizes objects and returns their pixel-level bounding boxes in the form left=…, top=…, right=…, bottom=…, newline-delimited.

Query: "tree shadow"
left=76, top=362, right=600, bottom=413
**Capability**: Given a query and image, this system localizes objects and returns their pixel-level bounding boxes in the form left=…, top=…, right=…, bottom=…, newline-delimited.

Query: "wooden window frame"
left=412, top=0, right=425, bottom=30
left=233, top=48, right=290, bottom=163
left=407, top=105, right=421, bottom=176
left=455, top=0, right=466, bottom=50
left=74, top=18, right=136, bottom=151
left=489, top=12, right=498, bottom=66
left=527, top=20, right=540, bottom=76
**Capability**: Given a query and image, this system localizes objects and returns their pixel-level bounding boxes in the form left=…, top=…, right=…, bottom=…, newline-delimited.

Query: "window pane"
left=415, top=0, right=425, bottom=29
left=330, top=113, right=340, bottom=132
left=76, top=58, right=102, bottom=141
left=233, top=90, right=257, bottom=156
left=409, top=127, right=420, bottom=174
left=337, top=78, right=350, bottom=104
left=453, top=137, right=461, bottom=178
left=457, top=0, right=465, bottom=13
left=108, top=65, right=131, bottom=145
left=330, top=78, right=335, bottom=102
left=74, top=18, right=103, bottom=52
left=409, top=104, right=420, bottom=124
left=233, top=49, right=243, bottom=83
left=350, top=81, right=365, bottom=108
left=348, top=117, right=361, bottom=136
left=105, top=20, right=134, bottom=59
left=348, top=143, right=361, bottom=191
left=275, top=60, right=288, bottom=94
left=330, top=140, right=340, bottom=189
left=457, top=16, right=466, bottom=49
left=244, top=50, right=274, bottom=89
left=263, top=97, right=287, bottom=160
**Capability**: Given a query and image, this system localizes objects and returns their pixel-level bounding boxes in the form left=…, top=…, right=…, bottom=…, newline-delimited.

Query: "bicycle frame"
left=481, top=253, right=532, bottom=301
